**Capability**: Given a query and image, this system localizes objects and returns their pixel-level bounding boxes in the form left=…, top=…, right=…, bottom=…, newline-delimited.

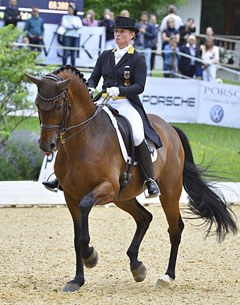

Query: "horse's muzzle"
left=38, top=136, right=59, bottom=153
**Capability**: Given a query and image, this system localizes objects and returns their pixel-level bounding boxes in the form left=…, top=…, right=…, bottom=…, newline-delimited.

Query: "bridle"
left=37, top=73, right=109, bottom=144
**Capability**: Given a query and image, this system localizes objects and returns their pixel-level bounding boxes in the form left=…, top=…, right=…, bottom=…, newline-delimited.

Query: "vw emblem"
left=210, top=105, right=224, bottom=123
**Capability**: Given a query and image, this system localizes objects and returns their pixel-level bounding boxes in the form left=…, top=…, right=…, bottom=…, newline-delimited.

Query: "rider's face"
left=114, top=28, right=135, bottom=49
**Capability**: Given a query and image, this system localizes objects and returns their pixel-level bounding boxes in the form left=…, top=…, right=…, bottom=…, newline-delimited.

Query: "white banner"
left=197, top=81, right=240, bottom=128
left=142, top=77, right=240, bottom=128
left=141, top=77, right=200, bottom=123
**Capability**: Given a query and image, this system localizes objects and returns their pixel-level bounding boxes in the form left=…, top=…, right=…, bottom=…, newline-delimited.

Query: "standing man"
left=24, top=6, right=44, bottom=52
left=134, top=11, right=154, bottom=76
left=3, top=0, right=21, bottom=27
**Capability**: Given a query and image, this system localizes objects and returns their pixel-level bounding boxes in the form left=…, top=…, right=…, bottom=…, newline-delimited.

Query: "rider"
left=43, top=16, right=162, bottom=198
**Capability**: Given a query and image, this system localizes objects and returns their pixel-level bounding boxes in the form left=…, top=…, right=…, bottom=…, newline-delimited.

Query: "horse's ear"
left=57, top=78, right=72, bottom=91
left=24, top=73, right=42, bottom=85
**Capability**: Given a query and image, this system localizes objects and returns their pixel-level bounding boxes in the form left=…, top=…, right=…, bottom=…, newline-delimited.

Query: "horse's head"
left=25, top=72, right=71, bottom=153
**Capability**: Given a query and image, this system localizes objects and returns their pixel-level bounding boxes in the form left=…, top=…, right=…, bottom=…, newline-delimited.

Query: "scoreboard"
left=0, top=0, right=84, bottom=24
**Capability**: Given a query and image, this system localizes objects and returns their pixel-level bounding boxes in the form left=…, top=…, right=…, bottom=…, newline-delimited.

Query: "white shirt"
left=160, top=13, right=183, bottom=31
left=114, top=44, right=132, bottom=64
left=61, top=15, right=82, bottom=37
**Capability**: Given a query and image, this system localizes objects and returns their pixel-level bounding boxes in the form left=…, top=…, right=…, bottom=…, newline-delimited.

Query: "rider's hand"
left=88, top=87, right=95, bottom=97
left=106, top=87, right=120, bottom=98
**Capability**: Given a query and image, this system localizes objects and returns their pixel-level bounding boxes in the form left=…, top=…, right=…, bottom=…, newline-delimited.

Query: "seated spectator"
left=99, top=8, right=115, bottom=50
left=160, top=4, right=183, bottom=32
left=179, top=34, right=199, bottom=78
left=163, top=35, right=180, bottom=78
left=82, top=9, right=98, bottom=26
left=201, top=37, right=219, bottom=82
left=161, top=17, right=180, bottom=57
left=24, top=6, right=44, bottom=52
left=149, top=14, right=159, bottom=72
left=120, top=10, right=130, bottom=17
left=3, top=0, right=21, bottom=27
left=178, top=18, right=196, bottom=47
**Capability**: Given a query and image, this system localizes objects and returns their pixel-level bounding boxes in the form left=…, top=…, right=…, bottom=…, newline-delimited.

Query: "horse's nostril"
left=50, top=143, right=56, bottom=150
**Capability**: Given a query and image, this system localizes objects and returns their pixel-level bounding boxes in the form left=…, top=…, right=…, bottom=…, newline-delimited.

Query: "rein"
left=38, top=74, right=110, bottom=143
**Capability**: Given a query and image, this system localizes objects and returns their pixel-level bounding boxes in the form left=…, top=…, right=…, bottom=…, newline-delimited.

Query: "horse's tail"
left=172, top=126, right=238, bottom=241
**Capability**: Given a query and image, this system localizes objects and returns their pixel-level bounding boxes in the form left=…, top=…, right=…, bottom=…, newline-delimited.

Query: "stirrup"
left=143, top=178, right=160, bottom=199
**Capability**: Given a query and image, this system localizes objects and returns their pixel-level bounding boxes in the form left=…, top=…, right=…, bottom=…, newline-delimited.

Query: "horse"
left=25, top=65, right=238, bottom=292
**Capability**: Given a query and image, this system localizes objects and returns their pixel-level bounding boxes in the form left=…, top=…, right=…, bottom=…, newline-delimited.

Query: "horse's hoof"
left=155, top=274, right=174, bottom=288
left=131, top=262, right=147, bottom=282
left=82, top=248, right=98, bottom=268
left=62, top=281, right=81, bottom=292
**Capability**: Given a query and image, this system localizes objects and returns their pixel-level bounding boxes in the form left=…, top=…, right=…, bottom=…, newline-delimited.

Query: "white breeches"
left=103, top=98, right=145, bottom=146
left=202, top=64, right=217, bottom=82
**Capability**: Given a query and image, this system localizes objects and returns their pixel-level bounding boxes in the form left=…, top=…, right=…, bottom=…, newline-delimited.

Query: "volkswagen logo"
left=210, top=105, right=224, bottom=123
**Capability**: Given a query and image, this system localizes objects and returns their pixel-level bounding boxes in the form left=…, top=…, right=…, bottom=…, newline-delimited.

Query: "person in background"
left=120, top=10, right=130, bottom=17
left=82, top=9, right=98, bottom=26
left=199, top=26, right=215, bottom=47
left=178, top=18, right=196, bottom=47
left=149, top=14, right=159, bottom=73
left=60, top=3, right=82, bottom=66
left=163, top=35, right=180, bottom=78
left=99, top=8, right=115, bottom=50
left=134, top=11, right=154, bottom=76
left=201, top=37, right=219, bottom=82
left=161, top=17, right=180, bottom=58
left=24, top=6, right=44, bottom=52
left=179, top=34, right=199, bottom=78
left=3, top=0, right=21, bottom=27
left=160, top=4, right=183, bottom=32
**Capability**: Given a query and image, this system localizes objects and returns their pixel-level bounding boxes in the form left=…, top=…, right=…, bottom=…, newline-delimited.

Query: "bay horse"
left=25, top=66, right=237, bottom=292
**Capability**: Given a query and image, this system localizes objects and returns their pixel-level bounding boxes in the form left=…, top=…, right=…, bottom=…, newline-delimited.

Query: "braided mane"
left=52, top=65, right=89, bottom=86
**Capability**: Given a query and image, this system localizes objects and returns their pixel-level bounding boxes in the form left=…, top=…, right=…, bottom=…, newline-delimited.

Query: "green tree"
left=0, top=25, right=41, bottom=139
left=84, top=0, right=187, bottom=20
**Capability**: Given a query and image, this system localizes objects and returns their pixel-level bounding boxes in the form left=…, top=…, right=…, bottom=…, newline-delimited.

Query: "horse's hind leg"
left=156, top=190, right=184, bottom=288
left=116, top=198, right=153, bottom=282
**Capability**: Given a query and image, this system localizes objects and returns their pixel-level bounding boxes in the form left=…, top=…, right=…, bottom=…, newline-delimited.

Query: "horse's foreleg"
left=63, top=192, right=97, bottom=292
left=156, top=193, right=184, bottom=288
left=116, top=198, right=153, bottom=282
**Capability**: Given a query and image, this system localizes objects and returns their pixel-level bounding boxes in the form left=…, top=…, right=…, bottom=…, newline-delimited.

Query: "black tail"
left=173, top=126, right=238, bottom=241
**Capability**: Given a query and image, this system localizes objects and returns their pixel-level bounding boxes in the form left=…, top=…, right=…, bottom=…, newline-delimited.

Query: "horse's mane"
left=52, top=65, right=89, bottom=86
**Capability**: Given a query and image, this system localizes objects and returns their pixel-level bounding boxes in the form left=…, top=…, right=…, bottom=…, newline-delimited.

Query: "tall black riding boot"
left=136, top=140, right=160, bottom=198
left=42, top=178, right=63, bottom=192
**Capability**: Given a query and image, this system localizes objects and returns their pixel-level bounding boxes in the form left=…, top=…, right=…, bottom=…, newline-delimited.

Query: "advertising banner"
left=141, top=77, right=200, bottom=123
left=197, top=81, right=240, bottom=128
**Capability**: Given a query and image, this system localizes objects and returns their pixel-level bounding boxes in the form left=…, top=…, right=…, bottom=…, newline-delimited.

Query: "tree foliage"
left=0, top=25, right=41, bottom=138
left=84, top=0, right=187, bottom=20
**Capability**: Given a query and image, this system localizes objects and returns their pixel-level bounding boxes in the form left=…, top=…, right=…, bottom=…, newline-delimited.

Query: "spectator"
left=178, top=18, right=196, bottom=47
left=179, top=34, right=199, bottom=78
left=3, top=0, right=21, bottom=27
left=161, top=17, right=180, bottom=57
left=201, top=37, right=219, bottom=82
left=82, top=9, right=98, bottom=26
left=199, top=26, right=215, bottom=47
left=120, top=10, right=130, bottom=17
left=163, top=35, right=180, bottom=78
left=24, top=6, right=44, bottom=52
left=160, top=4, right=183, bottom=32
left=149, top=14, right=159, bottom=72
left=99, top=9, right=115, bottom=50
left=134, top=11, right=154, bottom=75
left=60, top=3, right=82, bottom=66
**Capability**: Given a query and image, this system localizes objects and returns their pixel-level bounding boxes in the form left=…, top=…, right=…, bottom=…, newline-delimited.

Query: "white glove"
left=106, top=87, right=120, bottom=98
left=88, top=87, right=95, bottom=97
